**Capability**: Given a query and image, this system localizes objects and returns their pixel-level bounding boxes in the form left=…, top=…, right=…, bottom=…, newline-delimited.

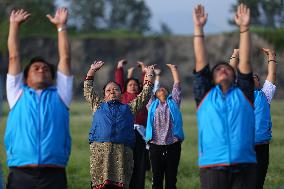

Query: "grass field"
left=0, top=100, right=284, bottom=189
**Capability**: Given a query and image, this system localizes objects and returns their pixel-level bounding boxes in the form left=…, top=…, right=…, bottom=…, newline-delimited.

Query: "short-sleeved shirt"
left=6, top=71, right=73, bottom=109
left=193, top=64, right=254, bottom=106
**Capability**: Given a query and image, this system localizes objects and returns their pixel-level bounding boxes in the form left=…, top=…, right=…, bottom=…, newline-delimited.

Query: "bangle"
left=143, top=80, right=153, bottom=86
left=240, top=28, right=249, bottom=33
left=146, top=74, right=154, bottom=77
left=268, top=60, right=277, bottom=64
left=230, top=56, right=239, bottom=59
left=85, top=76, right=93, bottom=80
left=57, top=26, right=66, bottom=32
left=194, top=34, right=204, bottom=38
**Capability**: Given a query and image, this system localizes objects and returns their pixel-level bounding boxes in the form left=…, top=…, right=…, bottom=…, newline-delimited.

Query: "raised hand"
left=154, top=68, right=161, bottom=76
left=166, top=64, right=177, bottom=70
left=144, top=64, right=156, bottom=74
left=137, top=61, right=146, bottom=72
left=90, top=60, right=104, bottom=71
left=261, top=48, right=276, bottom=60
left=10, top=9, right=30, bottom=25
left=235, top=3, right=250, bottom=28
left=46, top=7, right=68, bottom=28
left=233, top=49, right=239, bottom=56
left=193, top=4, right=208, bottom=28
left=117, top=59, right=127, bottom=68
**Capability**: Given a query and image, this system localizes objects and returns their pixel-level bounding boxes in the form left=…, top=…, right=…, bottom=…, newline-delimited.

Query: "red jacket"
left=115, top=67, right=148, bottom=126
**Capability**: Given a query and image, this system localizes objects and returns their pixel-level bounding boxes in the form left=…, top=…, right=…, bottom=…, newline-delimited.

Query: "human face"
left=155, top=87, right=169, bottom=102
left=213, top=64, right=235, bottom=86
left=126, top=80, right=139, bottom=94
left=26, top=62, right=53, bottom=90
left=253, top=74, right=261, bottom=88
left=104, top=82, right=122, bottom=101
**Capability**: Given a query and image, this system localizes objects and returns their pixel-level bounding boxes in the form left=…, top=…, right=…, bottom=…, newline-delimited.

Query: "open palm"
left=46, top=8, right=68, bottom=27
left=10, top=9, right=30, bottom=24
left=235, top=4, right=250, bottom=27
left=91, top=61, right=104, bottom=71
left=193, top=4, right=208, bottom=27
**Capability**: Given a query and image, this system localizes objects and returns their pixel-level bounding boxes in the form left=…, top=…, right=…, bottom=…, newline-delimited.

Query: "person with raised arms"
left=5, top=8, right=73, bottom=189
left=192, top=4, right=257, bottom=189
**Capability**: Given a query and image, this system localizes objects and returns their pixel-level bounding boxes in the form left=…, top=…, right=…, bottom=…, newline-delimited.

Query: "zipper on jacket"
left=37, top=93, right=42, bottom=165
left=223, top=94, right=231, bottom=164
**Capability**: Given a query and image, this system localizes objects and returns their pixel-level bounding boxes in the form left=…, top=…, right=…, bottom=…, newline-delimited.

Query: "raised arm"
left=193, top=4, right=208, bottom=72
left=235, top=4, right=251, bottom=74
left=229, top=49, right=239, bottom=71
left=137, top=61, right=146, bottom=83
left=153, top=68, right=161, bottom=93
left=262, top=48, right=277, bottom=84
left=129, top=65, right=154, bottom=114
left=8, top=9, right=30, bottom=75
left=166, top=64, right=180, bottom=84
left=167, top=64, right=181, bottom=105
left=115, top=59, right=127, bottom=91
left=127, top=67, right=135, bottom=79
left=84, top=61, right=104, bottom=111
left=47, top=8, right=71, bottom=76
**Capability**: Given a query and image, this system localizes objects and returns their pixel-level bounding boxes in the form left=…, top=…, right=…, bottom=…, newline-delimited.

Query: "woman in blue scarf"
left=146, top=64, right=184, bottom=189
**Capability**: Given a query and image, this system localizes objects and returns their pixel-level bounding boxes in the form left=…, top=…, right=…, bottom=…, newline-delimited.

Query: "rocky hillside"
left=0, top=33, right=283, bottom=99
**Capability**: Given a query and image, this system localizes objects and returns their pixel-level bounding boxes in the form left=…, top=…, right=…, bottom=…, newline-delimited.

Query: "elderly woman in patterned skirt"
left=84, top=60, right=154, bottom=189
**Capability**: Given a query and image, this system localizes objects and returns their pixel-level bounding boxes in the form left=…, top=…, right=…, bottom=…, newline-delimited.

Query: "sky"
left=144, top=0, right=236, bottom=35
left=57, top=0, right=237, bottom=35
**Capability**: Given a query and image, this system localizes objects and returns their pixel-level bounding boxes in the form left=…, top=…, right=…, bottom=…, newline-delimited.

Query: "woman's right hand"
left=117, top=59, right=127, bottom=68
left=10, top=9, right=31, bottom=25
left=87, top=60, right=104, bottom=76
left=144, top=65, right=155, bottom=83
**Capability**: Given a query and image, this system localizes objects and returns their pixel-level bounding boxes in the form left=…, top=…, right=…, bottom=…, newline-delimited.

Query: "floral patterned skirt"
left=90, top=142, right=133, bottom=189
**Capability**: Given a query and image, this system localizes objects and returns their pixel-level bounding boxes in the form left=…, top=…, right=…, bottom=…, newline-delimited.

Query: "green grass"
left=0, top=100, right=284, bottom=188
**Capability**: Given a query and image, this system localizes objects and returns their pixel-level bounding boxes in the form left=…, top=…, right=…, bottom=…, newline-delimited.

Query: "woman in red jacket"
left=115, top=60, right=155, bottom=189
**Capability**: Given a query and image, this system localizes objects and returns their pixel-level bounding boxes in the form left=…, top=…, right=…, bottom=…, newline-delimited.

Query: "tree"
left=230, top=0, right=284, bottom=28
left=69, top=0, right=105, bottom=31
left=68, top=0, right=151, bottom=33
left=0, top=0, right=56, bottom=36
left=160, top=22, right=172, bottom=36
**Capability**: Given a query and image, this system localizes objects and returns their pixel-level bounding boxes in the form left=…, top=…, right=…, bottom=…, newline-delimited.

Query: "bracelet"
left=240, top=28, right=249, bottom=33
left=85, top=76, right=94, bottom=80
left=57, top=26, right=66, bottom=32
left=143, top=80, right=153, bottom=86
left=194, top=34, right=204, bottom=38
left=230, top=56, right=239, bottom=59
left=146, top=74, right=154, bottom=77
left=268, top=60, right=277, bottom=64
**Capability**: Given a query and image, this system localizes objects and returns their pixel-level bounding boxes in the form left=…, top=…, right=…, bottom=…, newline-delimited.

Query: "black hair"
left=124, top=78, right=141, bottom=93
left=23, top=56, right=56, bottom=81
left=154, top=86, right=170, bottom=97
left=211, top=62, right=236, bottom=84
left=103, top=81, right=122, bottom=94
left=253, top=73, right=260, bottom=81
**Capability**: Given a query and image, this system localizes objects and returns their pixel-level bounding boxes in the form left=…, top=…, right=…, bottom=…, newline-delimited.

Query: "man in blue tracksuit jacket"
left=5, top=8, right=73, bottom=189
left=192, top=4, right=257, bottom=189
left=229, top=47, right=277, bottom=189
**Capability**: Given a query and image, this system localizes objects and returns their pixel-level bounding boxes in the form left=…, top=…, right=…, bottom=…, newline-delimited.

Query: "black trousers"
left=149, top=142, right=181, bottom=189
left=129, top=131, right=148, bottom=189
left=7, top=167, right=67, bottom=189
left=200, top=164, right=257, bottom=189
left=255, top=144, right=269, bottom=189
